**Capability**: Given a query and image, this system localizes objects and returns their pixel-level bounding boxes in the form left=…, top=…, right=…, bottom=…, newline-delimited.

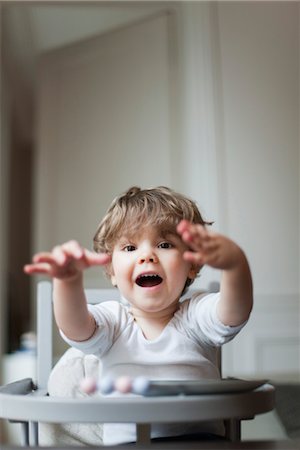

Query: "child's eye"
left=158, top=242, right=173, bottom=249
left=123, top=245, right=136, bottom=252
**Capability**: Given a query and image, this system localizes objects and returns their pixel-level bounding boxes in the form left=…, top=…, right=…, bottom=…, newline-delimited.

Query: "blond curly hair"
left=93, top=186, right=212, bottom=290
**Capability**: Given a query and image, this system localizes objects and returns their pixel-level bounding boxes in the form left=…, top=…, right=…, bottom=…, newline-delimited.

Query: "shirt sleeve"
left=186, top=292, right=248, bottom=346
left=59, top=301, right=126, bottom=357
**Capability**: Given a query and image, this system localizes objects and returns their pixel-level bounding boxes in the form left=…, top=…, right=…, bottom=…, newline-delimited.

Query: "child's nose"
left=138, top=251, right=158, bottom=264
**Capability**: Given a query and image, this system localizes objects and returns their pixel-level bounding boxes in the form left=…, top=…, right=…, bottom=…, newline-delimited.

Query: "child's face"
left=110, top=226, right=196, bottom=315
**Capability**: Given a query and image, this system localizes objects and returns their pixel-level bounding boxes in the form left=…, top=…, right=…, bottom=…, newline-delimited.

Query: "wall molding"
left=223, top=293, right=300, bottom=378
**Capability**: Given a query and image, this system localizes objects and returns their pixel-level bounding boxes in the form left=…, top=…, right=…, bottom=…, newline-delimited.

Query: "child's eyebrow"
left=116, top=235, right=133, bottom=244
left=116, top=233, right=141, bottom=245
left=159, top=230, right=180, bottom=241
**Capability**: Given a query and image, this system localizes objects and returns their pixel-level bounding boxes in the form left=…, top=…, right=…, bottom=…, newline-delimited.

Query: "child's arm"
left=177, top=220, right=253, bottom=327
left=24, top=240, right=111, bottom=341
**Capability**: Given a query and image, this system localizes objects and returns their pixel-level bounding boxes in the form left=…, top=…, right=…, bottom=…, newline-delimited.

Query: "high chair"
left=0, top=281, right=275, bottom=447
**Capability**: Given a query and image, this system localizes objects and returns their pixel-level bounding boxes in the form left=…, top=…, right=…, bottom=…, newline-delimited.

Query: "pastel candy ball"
left=115, top=376, right=132, bottom=393
left=80, top=377, right=98, bottom=394
left=132, top=377, right=150, bottom=395
left=99, top=375, right=115, bottom=394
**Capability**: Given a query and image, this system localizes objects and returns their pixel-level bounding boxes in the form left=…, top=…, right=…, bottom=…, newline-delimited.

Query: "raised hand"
left=177, top=220, right=253, bottom=326
left=24, top=240, right=111, bottom=281
left=177, top=220, right=243, bottom=271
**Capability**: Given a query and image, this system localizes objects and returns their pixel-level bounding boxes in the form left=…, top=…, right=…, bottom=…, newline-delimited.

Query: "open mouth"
left=135, top=274, right=163, bottom=288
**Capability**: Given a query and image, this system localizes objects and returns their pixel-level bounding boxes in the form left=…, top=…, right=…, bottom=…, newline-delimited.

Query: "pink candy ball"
left=80, top=377, right=98, bottom=394
left=115, top=376, right=132, bottom=393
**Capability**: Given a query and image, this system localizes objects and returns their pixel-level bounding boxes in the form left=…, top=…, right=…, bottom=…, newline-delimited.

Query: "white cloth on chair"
left=39, top=347, right=103, bottom=446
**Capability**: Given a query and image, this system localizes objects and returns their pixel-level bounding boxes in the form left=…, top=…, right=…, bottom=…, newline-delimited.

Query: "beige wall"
left=217, top=2, right=299, bottom=376
left=35, top=13, right=174, bottom=285
left=218, top=2, right=299, bottom=296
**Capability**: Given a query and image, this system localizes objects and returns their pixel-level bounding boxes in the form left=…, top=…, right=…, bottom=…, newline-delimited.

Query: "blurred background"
left=0, top=0, right=299, bottom=390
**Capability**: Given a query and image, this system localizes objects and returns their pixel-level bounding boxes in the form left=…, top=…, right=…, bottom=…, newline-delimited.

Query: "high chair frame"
left=0, top=281, right=275, bottom=447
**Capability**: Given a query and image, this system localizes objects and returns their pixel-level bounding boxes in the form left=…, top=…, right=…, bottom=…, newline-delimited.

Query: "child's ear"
left=109, top=266, right=118, bottom=287
left=110, top=274, right=117, bottom=287
left=105, top=262, right=117, bottom=287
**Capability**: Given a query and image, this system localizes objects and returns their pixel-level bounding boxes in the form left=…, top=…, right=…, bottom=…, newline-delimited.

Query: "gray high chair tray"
left=0, top=378, right=275, bottom=446
left=134, top=379, right=268, bottom=396
left=0, top=282, right=275, bottom=447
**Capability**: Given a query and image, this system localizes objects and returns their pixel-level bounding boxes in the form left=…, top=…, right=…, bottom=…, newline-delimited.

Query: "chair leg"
left=20, top=422, right=30, bottom=446
left=136, top=423, right=151, bottom=444
left=224, top=419, right=241, bottom=441
left=29, top=422, right=39, bottom=446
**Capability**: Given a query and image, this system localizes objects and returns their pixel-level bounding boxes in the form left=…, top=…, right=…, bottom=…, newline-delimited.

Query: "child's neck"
left=130, top=305, right=178, bottom=341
